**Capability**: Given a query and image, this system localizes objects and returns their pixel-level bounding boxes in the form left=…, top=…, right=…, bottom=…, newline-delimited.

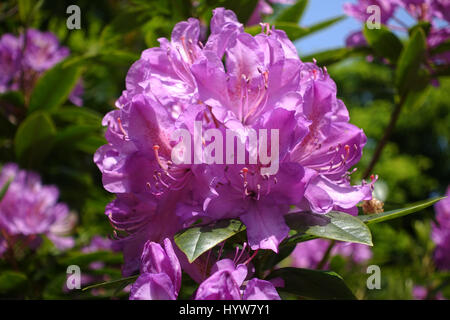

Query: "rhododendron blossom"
left=95, top=8, right=373, bottom=298
left=0, top=163, right=75, bottom=254
left=195, top=258, right=280, bottom=300
left=0, top=29, right=82, bottom=105
left=291, top=239, right=372, bottom=269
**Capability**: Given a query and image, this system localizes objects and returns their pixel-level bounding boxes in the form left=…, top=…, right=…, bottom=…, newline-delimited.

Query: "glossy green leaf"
left=301, top=46, right=370, bottom=65
left=395, top=28, right=427, bottom=96
left=363, top=24, right=403, bottom=63
left=174, top=219, right=246, bottom=263
left=285, top=211, right=373, bottom=246
left=266, top=267, right=356, bottom=300
left=0, top=271, right=27, bottom=294
left=28, top=61, right=82, bottom=113
left=275, top=0, right=308, bottom=23
left=14, top=111, right=56, bottom=165
left=82, top=275, right=138, bottom=292
left=358, top=196, right=445, bottom=225
left=259, top=241, right=297, bottom=271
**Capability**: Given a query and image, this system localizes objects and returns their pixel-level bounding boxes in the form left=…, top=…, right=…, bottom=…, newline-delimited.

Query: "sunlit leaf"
left=174, top=219, right=246, bottom=263
left=358, top=196, right=446, bottom=225
left=285, top=211, right=373, bottom=246
left=266, top=267, right=356, bottom=300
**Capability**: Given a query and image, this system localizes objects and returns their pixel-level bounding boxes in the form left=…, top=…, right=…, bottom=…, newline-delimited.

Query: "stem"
left=316, top=240, right=336, bottom=270
left=362, top=94, right=407, bottom=180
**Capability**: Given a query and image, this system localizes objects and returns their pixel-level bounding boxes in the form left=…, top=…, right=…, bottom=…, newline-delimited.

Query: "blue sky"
left=295, top=0, right=360, bottom=55
left=294, top=0, right=420, bottom=55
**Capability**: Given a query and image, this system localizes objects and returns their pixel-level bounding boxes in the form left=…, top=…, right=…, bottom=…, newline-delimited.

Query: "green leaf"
left=358, top=196, right=445, bottom=225
left=301, top=46, right=370, bottom=65
left=363, top=24, right=403, bottom=63
left=259, top=242, right=297, bottom=271
left=52, top=106, right=102, bottom=126
left=285, top=211, right=373, bottom=246
left=266, top=267, right=356, bottom=300
left=247, top=16, right=344, bottom=42
left=275, top=0, right=308, bottom=23
left=304, top=15, right=345, bottom=37
left=74, top=135, right=107, bottom=154
left=14, top=111, right=56, bottom=165
left=269, top=22, right=309, bottom=40
left=0, top=271, right=27, bottom=294
left=395, top=28, right=427, bottom=97
left=100, top=9, right=149, bottom=43
left=0, top=91, right=25, bottom=108
left=431, top=39, right=450, bottom=55
left=221, top=0, right=259, bottom=24
left=18, top=0, right=33, bottom=22
left=53, top=125, right=101, bottom=151
left=409, top=21, right=431, bottom=37
left=95, top=50, right=139, bottom=66
left=0, top=178, right=12, bottom=202
left=82, top=275, right=138, bottom=292
left=28, top=61, right=82, bottom=113
left=174, top=219, right=246, bottom=263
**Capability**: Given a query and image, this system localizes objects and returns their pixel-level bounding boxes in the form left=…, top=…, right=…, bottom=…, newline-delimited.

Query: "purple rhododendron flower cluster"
left=291, top=239, right=372, bottom=269
left=130, top=238, right=280, bottom=300
left=0, top=163, right=75, bottom=255
left=412, top=285, right=444, bottom=300
left=432, top=186, right=450, bottom=270
left=0, top=29, right=82, bottom=105
left=95, top=8, right=374, bottom=299
left=130, top=238, right=181, bottom=300
left=344, top=0, right=450, bottom=65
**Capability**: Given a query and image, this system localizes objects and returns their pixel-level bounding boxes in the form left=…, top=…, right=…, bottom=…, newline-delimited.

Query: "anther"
left=263, top=71, right=269, bottom=89
left=117, top=117, right=127, bottom=138
left=256, top=184, right=261, bottom=200
left=153, top=145, right=165, bottom=169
